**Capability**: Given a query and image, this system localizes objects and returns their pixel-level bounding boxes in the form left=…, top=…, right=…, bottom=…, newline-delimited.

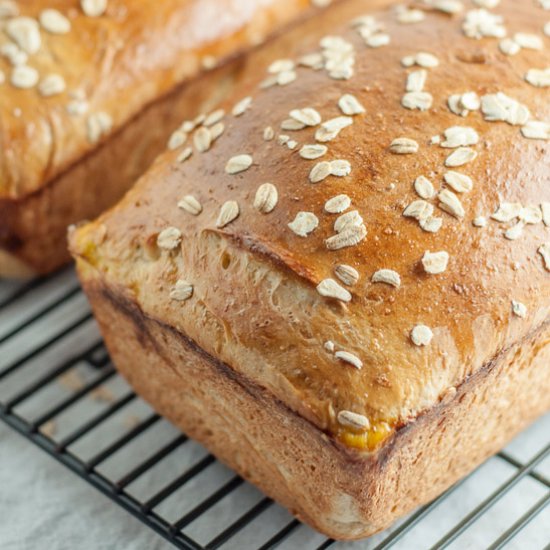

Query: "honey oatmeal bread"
left=71, top=0, right=550, bottom=540
left=0, top=0, right=330, bottom=277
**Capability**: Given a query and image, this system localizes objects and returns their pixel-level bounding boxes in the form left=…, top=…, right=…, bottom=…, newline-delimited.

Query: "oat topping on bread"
left=72, top=0, right=549, bottom=453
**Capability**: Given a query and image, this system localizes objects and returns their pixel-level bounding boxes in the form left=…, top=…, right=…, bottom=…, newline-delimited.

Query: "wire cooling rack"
left=0, top=267, right=549, bottom=550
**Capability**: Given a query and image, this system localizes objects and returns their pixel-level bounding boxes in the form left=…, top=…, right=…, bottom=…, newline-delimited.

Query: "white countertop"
left=0, top=423, right=169, bottom=550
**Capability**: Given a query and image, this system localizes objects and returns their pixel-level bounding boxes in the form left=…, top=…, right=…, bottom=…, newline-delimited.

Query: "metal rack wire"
left=0, top=267, right=549, bottom=549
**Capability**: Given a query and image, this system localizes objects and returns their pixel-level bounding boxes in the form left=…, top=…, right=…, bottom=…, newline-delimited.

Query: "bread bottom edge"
left=80, top=268, right=550, bottom=540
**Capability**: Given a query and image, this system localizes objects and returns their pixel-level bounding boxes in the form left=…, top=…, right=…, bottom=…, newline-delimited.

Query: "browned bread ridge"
left=71, top=0, right=550, bottom=539
left=0, top=0, right=325, bottom=277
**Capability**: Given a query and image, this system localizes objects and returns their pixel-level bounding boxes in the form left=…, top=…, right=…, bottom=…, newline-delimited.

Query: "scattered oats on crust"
left=463, top=8, right=506, bottom=39
left=441, top=126, right=479, bottom=148
left=338, top=94, right=365, bottom=115
left=390, top=137, right=419, bottom=154
left=317, top=278, right=352, bottom=302
left=402, top=91, right=433, bottom=111
left=473, top=0, right=500, bottom=8
left=177, top=147, right=193, bottom=163
left=429, top=0, right=464, bottom=14
left=422, top=251, right=449, bottom=274
left=325, top=194, right=351, bottom=214
left=324, top=340, right=335, bottom=352
left=538, top=243, right=550, bottom=271
left=300, top=144, right=328, bottom=159
left=520, top=205, right=543, bottom=225
left=330, top=159, right=351, bottom=177
left=365, top=32, right=391, bottom=48
left=203, top=109, right=224, bottom=128
left=178, top=195, right=202, bottom=216
left=281, top=118, right=305, bottom=131
left=473, top=216, right=487, bottom=228
left=87, top=112, right=112, bottom=144
left=6, top=17, right=41, bottom=54
left=309, top=161, right=332, bottom=183
left=334, top=210, right=363, bottom=233
left=268, top=59, right=295, bottom=74
left=288, top=211, right=319, bottom=237
left=420, top=216, right=443, bottom=233
left=401, top=52, right=439, bottom=68
left=168, top=129, right=187, bottom=150
left=335, top=264, right=359, bottom=286
left=232, top=96, right=252, bottom=117
left=504, top=222, right=524, bottom=241
left=445, top=147, right=478, bottom=167
left=337, top=410, right=370, bottom=430
left=481, top=93, right=530, bottom=126
left=513, top=32, right=543, bottom=50
left=193, top=127, right=212, bottom=152
left=438, top=190, right=465, bottom=218
left=216, top=201, right=240, bottom=228
left=444, top=171, right=473, bottom=193
left=254, top=183, right=278, bottom=214
left=491, top=202, right=522, bottom=223
left=499, top=38, right=520, bottom=56
left=225, top=154, right=253, bottom=174
left=277, top=70, right=297, bottom=86
left=40, top=9, right=71, bottom=34
left=325, top=224, right=367, bottom=250
left=403, top=200, right=434, bottom=221
left=411, top=324, right=433, bottom=346
left=38, top=74, right=66, bottom=97
left=81, top=0, right=108, bottom=18
left=448, top=92, right=481, bottom=117
left=524, top=68, right=550, bottom=88
left=335, top=350, right=363, bottom=369
left=396, top=7, right=425, bottom=24
left=511, top=300, right=527, bottom=318
left=372, top=269, right=401, bottom=288
left=157, top=227, right=182, bottom=250
left=170, top=280, right=194, bottom=301
left=290, top=107, right=322, bottom=127
left=406, top=69, right=427, bottom=93
left=209, top=122, right=225, bottom=142
left=414, top=176, right=435, bottom=200
left=521, top=121, right=550, bottom=140
left=315, top=116, right=353, bottom=142
left=11, top=65, right=39, bottom=89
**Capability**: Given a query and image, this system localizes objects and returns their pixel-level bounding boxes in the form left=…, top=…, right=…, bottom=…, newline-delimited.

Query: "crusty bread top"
left=72, top=0, right=550, bottom=450
left=0, top=0, right=320, bottom=199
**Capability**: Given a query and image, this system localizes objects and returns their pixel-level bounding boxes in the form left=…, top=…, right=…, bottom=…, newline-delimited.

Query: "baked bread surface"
left=72, top=0, right=550, bottom=441
left=0, top=0, right=319, bottom=275
left=77, top=271, right=550, bottom=539
left=72, top=0, right=550, bottom=538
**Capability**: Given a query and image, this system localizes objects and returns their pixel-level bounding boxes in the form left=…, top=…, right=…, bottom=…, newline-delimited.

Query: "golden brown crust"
left=0, top=0, right=322, bottom=276
left=77, top=264, right=550, bottom=539
left=1, top=58, right=248, bottom=276
left=0, top=0, right=318, bottom=198
left=71, top=0, right=550, bottom=436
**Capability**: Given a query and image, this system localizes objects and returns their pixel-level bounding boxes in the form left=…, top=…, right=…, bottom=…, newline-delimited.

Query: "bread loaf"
left=71, top=0, right=550, bottom=539
left=0, top=0, right=326, bottom=277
